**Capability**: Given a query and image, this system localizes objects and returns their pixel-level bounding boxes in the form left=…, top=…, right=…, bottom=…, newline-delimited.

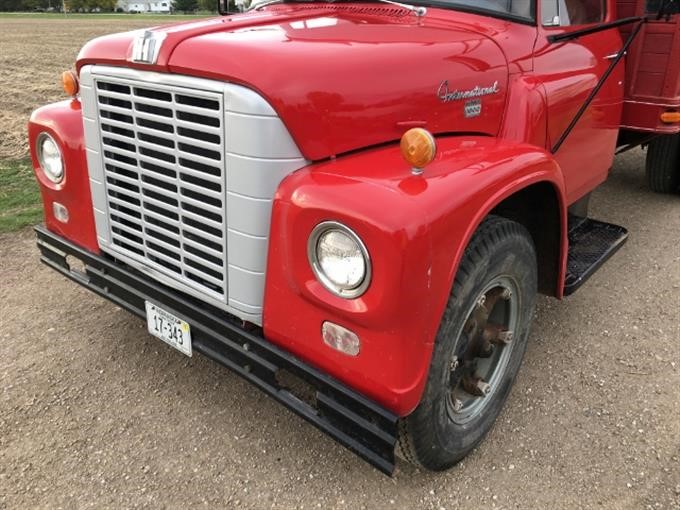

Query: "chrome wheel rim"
left=446, top=276, right=520, bottom=425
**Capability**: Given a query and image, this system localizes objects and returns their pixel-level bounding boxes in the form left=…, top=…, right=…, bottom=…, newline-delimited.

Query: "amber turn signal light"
left=400, top=128, right=436, bottom=173
left=660, top=111, right=680, bottom=124
left=62, top=70, right=79, bottom=97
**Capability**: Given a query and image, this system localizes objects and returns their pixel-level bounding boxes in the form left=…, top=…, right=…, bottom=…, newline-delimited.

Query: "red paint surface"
left=31, top=0, right=674, bottom=414
left=618, top=1, right=680, bottom=134
left=78, top=7, right=524, bottom=161
left=534, top=5, right=625, bottom=203
left=264, top=137, right=566, bottom=414
left=28, top=100, right=100, bottom=254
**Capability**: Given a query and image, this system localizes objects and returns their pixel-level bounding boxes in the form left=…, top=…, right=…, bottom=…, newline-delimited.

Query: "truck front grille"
left=81, top=66, right=308, bottom=324
left=95, top=77, right=228, bottom=299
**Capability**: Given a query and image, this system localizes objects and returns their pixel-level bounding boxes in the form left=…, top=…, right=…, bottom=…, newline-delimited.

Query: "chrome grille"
left=95, top=77, right=228, bottom=300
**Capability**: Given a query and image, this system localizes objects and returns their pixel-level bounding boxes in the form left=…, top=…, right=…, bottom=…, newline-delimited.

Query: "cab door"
left=534, top=0, right=625, bottom=204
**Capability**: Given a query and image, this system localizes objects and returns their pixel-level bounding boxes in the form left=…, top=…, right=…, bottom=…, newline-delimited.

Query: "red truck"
left=29, top=0, right=679, bottom=474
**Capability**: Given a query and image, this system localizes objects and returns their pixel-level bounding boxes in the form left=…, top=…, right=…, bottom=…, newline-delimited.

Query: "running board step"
left=564, top=217, right=628, bottom=295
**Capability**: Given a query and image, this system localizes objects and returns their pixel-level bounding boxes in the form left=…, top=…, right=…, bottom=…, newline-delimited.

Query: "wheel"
left=397, top=216, right=537, bottom=471
left=645, top=134, right=680, bottom=194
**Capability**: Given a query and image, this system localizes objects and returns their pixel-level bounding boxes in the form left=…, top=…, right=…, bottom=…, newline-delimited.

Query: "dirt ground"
left=1, top=149, right=679, bottom=509
left=0, top=17, right=180, bottom=160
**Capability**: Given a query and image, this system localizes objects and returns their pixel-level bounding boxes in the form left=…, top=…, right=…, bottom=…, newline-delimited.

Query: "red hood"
left=77, top=5, right=509, bottom=160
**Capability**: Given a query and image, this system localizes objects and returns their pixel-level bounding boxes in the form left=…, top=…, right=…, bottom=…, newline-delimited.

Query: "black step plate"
left=564, top=217, right=628, bottom=295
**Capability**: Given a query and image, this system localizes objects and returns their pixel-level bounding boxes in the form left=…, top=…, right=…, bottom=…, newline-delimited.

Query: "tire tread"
left=646, top=134, right=680, bottom=194
left=397, top=215, right=534, bottom=470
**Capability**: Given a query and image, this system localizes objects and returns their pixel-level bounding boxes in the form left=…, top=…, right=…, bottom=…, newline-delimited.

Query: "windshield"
left=431, top=0, right=534, bottom=21
left=246, top=0, right=536, bottom=22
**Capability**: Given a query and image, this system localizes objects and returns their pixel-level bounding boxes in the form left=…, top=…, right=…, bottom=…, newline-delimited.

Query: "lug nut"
left=452, top=398, right=463, bottom=412
left=477, top=295, right=486, bottom=308
left=450, top=355, right=459, bottom=371
left=497, top=330, right=513, bottom=344
left=501, top=288, right=512, bottom=300
left=476, top=380, right=491, bottom=396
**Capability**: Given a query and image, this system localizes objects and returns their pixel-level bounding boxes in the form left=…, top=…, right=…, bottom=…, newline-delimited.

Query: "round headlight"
left=36, top=133, right=64, bottom=184
left=308, top=222, right=371, bottom=298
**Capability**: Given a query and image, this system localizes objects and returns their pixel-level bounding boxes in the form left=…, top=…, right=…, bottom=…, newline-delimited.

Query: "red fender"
left=28, top=100, right=100, bottom=254
left=264, top=136, right=568, bottom=415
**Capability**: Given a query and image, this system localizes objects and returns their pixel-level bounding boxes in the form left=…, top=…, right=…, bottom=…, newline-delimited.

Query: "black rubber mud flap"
left=564, top=216, right=628, bottom=295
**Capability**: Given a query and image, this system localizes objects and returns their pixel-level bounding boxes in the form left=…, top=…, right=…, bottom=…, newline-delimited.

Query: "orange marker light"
left=400, top=128, right=436, bottom=173
left=62, top=70, right=79, bottom=97
left=660, top=111, right=680, bottom=124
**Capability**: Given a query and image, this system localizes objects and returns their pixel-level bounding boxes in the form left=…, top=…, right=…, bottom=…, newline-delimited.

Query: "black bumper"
left=35, top=226, right=398, bottom=475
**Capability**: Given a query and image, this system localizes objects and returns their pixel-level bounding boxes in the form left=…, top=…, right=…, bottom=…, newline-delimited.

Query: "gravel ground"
left=1, top=149, right=679, bottom=509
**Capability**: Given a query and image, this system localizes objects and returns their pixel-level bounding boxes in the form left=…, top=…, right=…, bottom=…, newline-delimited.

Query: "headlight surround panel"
left=308, top=221, right=372, bottom=299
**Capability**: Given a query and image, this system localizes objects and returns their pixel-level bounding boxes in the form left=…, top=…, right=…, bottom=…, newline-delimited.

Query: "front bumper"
left=35, top=225, right=398, bottom=475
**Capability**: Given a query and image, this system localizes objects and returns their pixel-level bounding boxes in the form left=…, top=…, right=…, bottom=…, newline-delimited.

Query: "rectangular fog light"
left=52, top=202, right=69, bottom=223
left=322, top=321, right=360, bottom=356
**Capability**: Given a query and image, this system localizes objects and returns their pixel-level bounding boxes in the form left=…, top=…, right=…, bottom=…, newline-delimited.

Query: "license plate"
left=145, top=301, right=192, bottom=357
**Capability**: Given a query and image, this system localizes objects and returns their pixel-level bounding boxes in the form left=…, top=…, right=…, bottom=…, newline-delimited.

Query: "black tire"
left=397, top=216, right=537, bottom=471
left=645, top=134, right=680, bottom=194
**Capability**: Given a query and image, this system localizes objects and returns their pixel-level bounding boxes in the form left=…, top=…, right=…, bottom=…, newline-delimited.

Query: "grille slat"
left=146, top=245, right=183, bottom=268
left=97, top=88, right=134, bottom=102
left=105, top=171, right=139, bottom=188
left=100, top=103, right=136, bottom=117
left=131, top=94, right=173, bottom=109
left=181, top=222, right=224, bottom=246
left=144, top=229, right=182, bottom=252
left=177, top=193, right=223, bottom=216
left=101, top=116, right=137, bottom=131
left=109, top=207, right=141, bottom=224
left=111, top=221, right=145, bottom=240
left=138, top=166, right=177, bottom=187
left=176, top=119, right=221, bottom=135
left=133, top=109, right=177, bottom=125
left=183, top=250, right=225, bottom=273
left=107, top=194, right=142, bottom=212
left=177, top=151, right=224, bottom=169
left=176, top=133, right=221, bottom=150
left=106, top=180, right=140, bottom=197
left=96, top=76, right=228, bottom=300
left=111, top=233, right=145, bottom=254
left=180, top=208, right=224, bottom=231
left=183, top=236, right=224, bottom=258
left=185, top=265, right=224, bottom=287
left=178, top=179, right=222, bottom=199
left=101, top=130, right=137, bottom=144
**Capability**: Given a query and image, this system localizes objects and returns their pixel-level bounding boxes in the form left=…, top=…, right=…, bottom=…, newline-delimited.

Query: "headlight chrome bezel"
left=308, top=221, right=372, bottom=299
left=36, top=132, right=64, bottom=184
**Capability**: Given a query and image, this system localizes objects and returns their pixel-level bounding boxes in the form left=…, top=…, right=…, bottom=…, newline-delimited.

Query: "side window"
left=541, top=0, right=606, bottom=26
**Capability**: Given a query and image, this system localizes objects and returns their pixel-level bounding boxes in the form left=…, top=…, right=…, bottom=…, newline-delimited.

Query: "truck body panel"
left=618, top=0, right=680, bottom=133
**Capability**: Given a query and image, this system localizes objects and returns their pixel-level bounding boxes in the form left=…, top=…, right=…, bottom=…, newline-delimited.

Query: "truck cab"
left=28, top=0, right=679, bottom=474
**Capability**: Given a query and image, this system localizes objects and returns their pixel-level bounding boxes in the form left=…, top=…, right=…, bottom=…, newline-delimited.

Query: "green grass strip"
left=0, top=159, right=43, bottom=234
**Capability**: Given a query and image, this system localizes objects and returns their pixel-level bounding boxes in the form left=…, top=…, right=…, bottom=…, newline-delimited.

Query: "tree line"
left=0, top=0, right=218, bottom=12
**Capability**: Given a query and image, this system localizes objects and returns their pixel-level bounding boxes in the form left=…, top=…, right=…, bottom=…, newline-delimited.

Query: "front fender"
left=263, top=136, right=567, bottom=416
left=28, top=100, right=99, bottom=254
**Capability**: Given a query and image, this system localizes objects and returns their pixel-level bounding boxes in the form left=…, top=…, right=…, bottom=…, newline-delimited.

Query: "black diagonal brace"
left=551, top=17, right=647, bottom=155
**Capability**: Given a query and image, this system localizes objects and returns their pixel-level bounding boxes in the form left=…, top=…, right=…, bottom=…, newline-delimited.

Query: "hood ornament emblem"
left=437, top=80, right=500, bottom=103
left=131, top=30, right=166, bottom=65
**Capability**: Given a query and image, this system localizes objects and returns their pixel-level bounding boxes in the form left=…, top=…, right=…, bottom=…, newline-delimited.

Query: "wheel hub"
left=447, top=278, right=519, bottom=424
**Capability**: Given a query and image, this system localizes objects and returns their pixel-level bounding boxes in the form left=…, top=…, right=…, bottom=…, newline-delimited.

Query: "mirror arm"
left=547, top=16, right=646, bottom=44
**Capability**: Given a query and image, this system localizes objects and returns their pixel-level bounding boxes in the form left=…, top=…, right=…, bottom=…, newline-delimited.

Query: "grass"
left=0, top=159, right=43, bottom=234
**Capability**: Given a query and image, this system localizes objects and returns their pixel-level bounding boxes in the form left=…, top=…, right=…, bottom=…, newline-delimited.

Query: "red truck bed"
left=618, top=0, right=680, bottom=134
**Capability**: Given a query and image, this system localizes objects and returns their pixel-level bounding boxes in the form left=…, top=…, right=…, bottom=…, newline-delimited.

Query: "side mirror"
left=544, top=15, right=561, bottom=26
left=218, top=0, right=254, bottom=15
